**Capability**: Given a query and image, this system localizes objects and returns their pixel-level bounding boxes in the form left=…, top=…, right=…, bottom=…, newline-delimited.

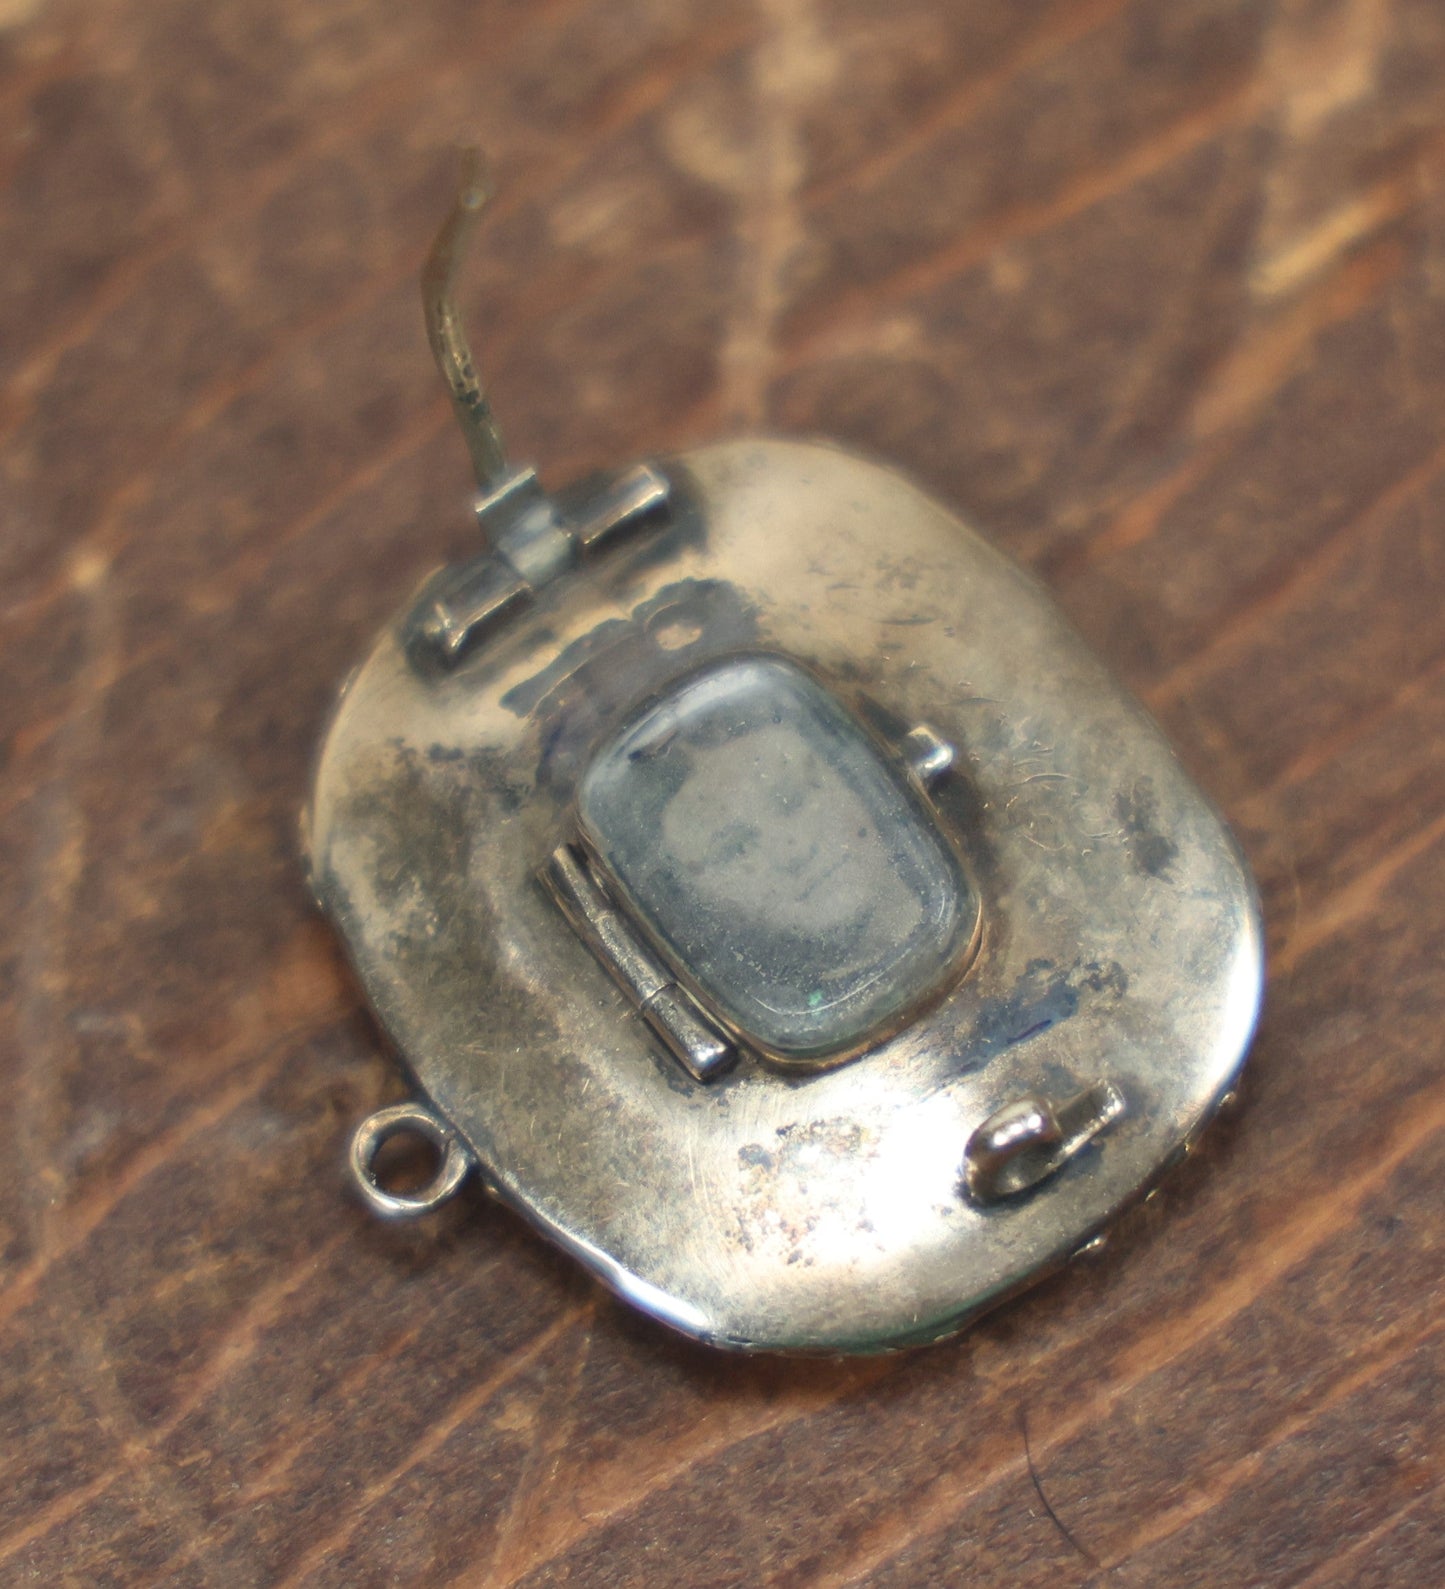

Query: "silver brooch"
left=305, top=154, right=1263, bottom=1353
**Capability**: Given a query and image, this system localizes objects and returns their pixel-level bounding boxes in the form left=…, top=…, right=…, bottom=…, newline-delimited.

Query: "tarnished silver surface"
left=308, top=436, right=1263, bottom=1353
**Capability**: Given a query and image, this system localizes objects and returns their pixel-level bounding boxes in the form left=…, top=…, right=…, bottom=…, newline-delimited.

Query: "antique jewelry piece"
left=305, top=154, right=1263, bottom=1353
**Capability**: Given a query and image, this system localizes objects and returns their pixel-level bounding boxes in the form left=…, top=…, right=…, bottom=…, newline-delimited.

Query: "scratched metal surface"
left=309, top=440, right=1260, bottom=1351
left=4, top=0, right=1445, bottom=1582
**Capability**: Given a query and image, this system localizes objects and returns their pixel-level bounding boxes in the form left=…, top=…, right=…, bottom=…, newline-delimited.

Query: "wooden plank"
left=2, top=0, right=1442, bottom=1583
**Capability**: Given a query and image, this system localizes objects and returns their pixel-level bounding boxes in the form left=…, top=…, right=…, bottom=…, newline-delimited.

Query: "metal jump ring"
left=349, top=1101, right=473, bottom=1218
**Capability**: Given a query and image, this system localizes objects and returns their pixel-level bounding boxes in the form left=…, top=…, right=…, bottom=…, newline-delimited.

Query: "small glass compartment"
left=576, top=656, right=977, bottom=1061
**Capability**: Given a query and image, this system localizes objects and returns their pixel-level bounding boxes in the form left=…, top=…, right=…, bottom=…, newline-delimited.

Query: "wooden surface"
left=3, top=0, right=1443, bottom=1583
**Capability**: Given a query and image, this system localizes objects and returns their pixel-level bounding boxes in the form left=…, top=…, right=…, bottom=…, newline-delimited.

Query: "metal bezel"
left=553, top=646, right=986, bottom=1074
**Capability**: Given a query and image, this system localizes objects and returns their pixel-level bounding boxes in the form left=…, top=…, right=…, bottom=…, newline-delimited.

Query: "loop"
left=349, top=1101, right=473, bottom=1218
left=963, top=1082, right=1125, bottom=1205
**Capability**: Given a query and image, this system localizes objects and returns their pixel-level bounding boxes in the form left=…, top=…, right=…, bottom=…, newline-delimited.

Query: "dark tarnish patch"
left=1115, top=776, right=1180, bottom=881
left=320, top=740, right=567, bottom=1128
left=423, top=741, right=528, bottom=814
left=332, top=740, right=515, bottom=967
left=957, top=957, right=1128, bottom=1072
left=498, top=617, right=634, bottom=720
left=500, top=578, right=761, bottom=797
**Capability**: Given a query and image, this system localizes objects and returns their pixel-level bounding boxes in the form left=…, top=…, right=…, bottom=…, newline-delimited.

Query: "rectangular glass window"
left=576, top=656, right=976, bottom=1060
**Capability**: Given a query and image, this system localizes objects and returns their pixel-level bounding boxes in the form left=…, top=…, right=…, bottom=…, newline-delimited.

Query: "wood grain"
left=3, top=0, right=1443, bottom=1583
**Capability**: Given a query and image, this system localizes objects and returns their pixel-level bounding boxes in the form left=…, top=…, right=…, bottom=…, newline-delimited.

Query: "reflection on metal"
left=901, top=723, right=956, bottom=787
left=413, top=556, right=528, bottom=665
left=545, top=845, right=734, bottom=1083
left=408, top=461, right=672, bottom=668
left=307, top=159, right=1265, bottom=1354
left=963, top=1082, right=1126, bottom=1203
left=571, top=464, right=672, bottom=553
left=349, top=1102, right=475, bottom=1218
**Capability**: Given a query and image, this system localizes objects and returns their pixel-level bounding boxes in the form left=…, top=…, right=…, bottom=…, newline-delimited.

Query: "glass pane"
left=577, top=656, right=975, bottom=1059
